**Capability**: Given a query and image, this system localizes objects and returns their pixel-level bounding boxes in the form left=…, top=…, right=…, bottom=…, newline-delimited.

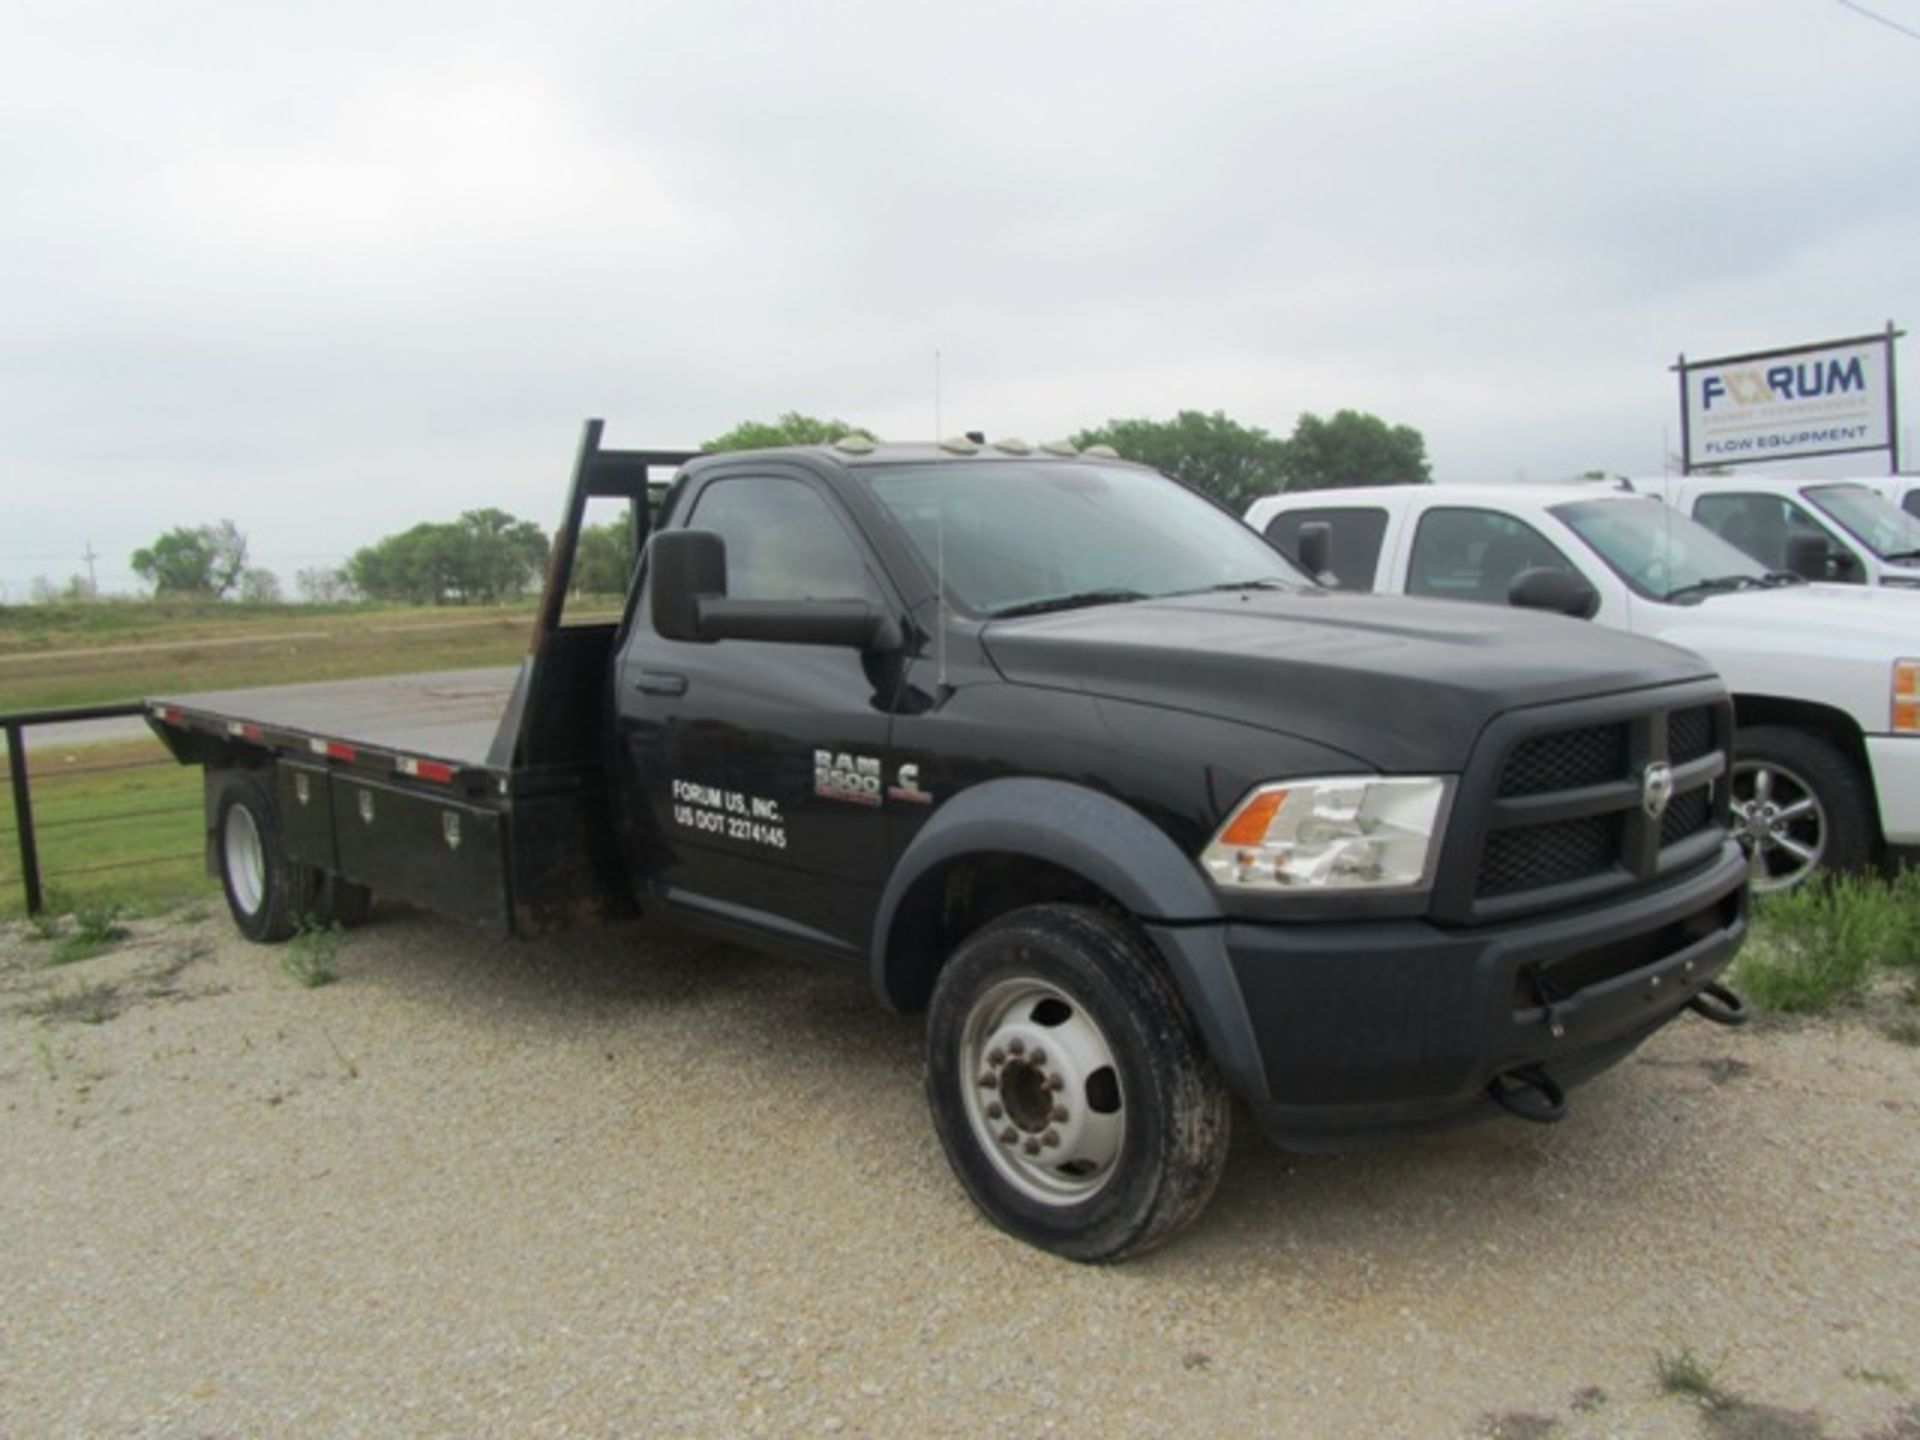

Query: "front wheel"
left=925, top=904, right=1231, bottom=1262
left=1730, top=726, right=1872, bottom=892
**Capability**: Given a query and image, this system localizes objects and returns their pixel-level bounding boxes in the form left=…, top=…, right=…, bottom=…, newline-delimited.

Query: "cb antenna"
left=934, top=347, right=948, bottom=690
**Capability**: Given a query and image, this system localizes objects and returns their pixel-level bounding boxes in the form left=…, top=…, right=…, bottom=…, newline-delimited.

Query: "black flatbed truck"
left=151, top=421, right=1751, bottom=1260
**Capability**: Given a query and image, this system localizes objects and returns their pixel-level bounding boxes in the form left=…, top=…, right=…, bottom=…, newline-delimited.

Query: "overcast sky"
left=2, top=0, right=1915, bottom=597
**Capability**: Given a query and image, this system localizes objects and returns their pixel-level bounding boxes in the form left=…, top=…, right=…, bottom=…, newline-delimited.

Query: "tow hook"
left=1686, top=981, right=1748, bottom=1027
left=1487, top=1065, right=1567, bottom=1125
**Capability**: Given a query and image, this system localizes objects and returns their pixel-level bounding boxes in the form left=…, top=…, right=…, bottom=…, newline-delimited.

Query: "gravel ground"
left=2, top=907, right=1917, bottom=1439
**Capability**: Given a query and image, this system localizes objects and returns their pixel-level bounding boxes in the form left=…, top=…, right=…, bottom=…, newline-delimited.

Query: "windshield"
left=861, top=461, right=1309, bottom=615
left=1805, top=484, right=1920, bottom=561
left=1551, top=497, right=1769, bottom=601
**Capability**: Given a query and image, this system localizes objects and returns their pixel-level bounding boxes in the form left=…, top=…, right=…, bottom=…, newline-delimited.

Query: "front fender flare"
left=871, top=779, right=1271, bottom=1101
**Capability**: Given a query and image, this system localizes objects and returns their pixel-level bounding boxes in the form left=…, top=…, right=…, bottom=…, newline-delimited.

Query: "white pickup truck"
left=1654, top=475, right=1920, bottom=589
left=1246, top=481, right=1920, bottom=890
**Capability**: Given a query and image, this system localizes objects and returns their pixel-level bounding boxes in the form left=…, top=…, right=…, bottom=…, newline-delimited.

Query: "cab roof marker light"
left=938, top=435, right=981, bottom=455
left=1040, top=439, right=1079, bottom=457
left=833, top=434, right=876, bottom=455
left=992, top=437, right=1033, bottom=455
left=1081, top=444, right=1119, bottom=459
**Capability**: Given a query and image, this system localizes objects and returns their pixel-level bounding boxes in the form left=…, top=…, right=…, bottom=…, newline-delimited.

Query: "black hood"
left=980, top=589, right=1716, bottom=772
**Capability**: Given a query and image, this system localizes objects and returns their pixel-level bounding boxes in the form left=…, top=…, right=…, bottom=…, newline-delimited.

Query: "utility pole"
left=83, top=540, right=99, bottom=597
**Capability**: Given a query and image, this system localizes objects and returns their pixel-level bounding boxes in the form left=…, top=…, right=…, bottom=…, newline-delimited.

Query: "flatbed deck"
left=149, top=666, right=518, bottom=772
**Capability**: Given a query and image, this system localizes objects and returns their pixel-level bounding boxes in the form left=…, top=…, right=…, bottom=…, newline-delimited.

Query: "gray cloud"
left=2, top=0, right=1913, bottom=595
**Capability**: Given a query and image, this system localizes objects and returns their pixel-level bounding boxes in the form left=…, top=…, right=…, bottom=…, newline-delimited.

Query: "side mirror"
left=647, top=527, right=900, bottom=649
left=1294, top=521, right=1338, bottom=587
left=649, top=529, right=725, bottom=642
left=1785, top=533, right=1831, bottom=581
left=1508, top=567, right=1600, bottom=620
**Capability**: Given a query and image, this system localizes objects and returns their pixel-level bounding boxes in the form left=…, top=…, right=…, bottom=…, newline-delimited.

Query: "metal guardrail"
left=2, top=701, right=182, bottom=916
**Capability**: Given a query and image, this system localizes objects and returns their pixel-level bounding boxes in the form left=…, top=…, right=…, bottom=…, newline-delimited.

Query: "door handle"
left=631, top=669, right=689, bottom=697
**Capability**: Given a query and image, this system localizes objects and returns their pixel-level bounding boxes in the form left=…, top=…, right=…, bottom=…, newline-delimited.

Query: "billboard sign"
left=1674, top=325, right=1902, bottom=473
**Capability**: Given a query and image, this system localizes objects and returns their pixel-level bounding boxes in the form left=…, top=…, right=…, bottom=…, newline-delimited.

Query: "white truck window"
left=1690, top=493, right=1834, bottom=576
left=1406, top=508, right=1574, bottom=606
left=1261, top=507, right=1388, bottom=591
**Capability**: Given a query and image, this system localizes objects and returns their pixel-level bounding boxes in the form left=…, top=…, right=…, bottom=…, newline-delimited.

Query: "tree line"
left=108, top=406, right=1428, bottom=604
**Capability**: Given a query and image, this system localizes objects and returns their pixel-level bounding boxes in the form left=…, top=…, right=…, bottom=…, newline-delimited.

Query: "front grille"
left=1479, top=815, right=1619, bottom=896
left=1669, top=706, right=1714, bottom=764
left=1497, top=724, right=1627, bottom=796
left=1442, top=687, right=1732, bottom=924
left=1660, top=786, right=1712, bottom=846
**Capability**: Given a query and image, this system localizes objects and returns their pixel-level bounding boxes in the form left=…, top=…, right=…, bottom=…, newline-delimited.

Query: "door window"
left=1690, top=492, right=1832, bottom=573
left=1262, top=507, right=1388, bottom=591
left=1406, top=509, right=1575, bottom=605
left=686, top=477, right=876, bottom=603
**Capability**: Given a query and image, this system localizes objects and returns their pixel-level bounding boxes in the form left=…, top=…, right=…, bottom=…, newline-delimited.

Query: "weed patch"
left=282, top=917, right=345, bottom=989
left=48, top=903, right=129, bottom=966
left=1657, top=1346, right=1733, bottom=1411
left=21, top=979, right=118, bottom=1025
left=1736, top=872, right=1920, bottom=1015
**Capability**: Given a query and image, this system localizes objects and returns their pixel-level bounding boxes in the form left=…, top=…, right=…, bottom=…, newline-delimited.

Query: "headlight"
left=1880, top=577, right=1920, bottom=590
left=1201, top=776, right=1451, bottom=893
left=1895, top=660, right=1920, bottom=734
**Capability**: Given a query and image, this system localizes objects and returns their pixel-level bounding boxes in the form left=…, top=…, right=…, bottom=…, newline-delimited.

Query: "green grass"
left=282, top=916, right=345, bottom=989
left=1, top=738, right=213, bottom=920
left=46, top=901, right=131, bottom=964
left=1735, top=870, right=1920, bottom=1014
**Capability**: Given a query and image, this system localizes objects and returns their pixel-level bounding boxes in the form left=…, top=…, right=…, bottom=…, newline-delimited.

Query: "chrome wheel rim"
left=1730, top=760, right=1826, bottom=892
left=959, top=977, right=1125, bottom=1206
left=223, top=805, right=267, bottom=916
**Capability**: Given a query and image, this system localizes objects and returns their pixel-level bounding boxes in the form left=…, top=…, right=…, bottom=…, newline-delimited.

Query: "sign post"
left=1673, top=323, right=1903, bottom=474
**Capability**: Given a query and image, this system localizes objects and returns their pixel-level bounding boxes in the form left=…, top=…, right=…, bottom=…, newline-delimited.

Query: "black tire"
left=1731, top=725, right=1873, bottom=892
left=924, top=903, right=1231, bottom=1262
left=212, top=770, right=319, bottom=943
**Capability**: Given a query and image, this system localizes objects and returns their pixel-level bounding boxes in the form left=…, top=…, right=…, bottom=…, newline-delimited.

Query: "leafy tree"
left=295, top=566, right=355, bottom=603
left=571, top=520, right=637, bottom=596
left=704, top=412, right=876, bottom=451
left=346, top=510, right=549, bottom=605
left=1070, top=411, right=1289, bottom=512
left=238, top=567, right=283, bottom=604
left=1281, top=410, right=1431, bottom=491
left=130, top=520, right=249, bottom=597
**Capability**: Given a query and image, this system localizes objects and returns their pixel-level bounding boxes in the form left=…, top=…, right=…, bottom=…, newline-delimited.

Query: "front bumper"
left=1147, top=839, right=1749, bottom=1151
left=1866, top=734, right=1920, bottom=846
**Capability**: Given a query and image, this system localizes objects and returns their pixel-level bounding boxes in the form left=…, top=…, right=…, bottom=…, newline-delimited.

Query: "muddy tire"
left=925, top=903, right=1231, bottom=1262
left=213, top=770, right=319, bottom=943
